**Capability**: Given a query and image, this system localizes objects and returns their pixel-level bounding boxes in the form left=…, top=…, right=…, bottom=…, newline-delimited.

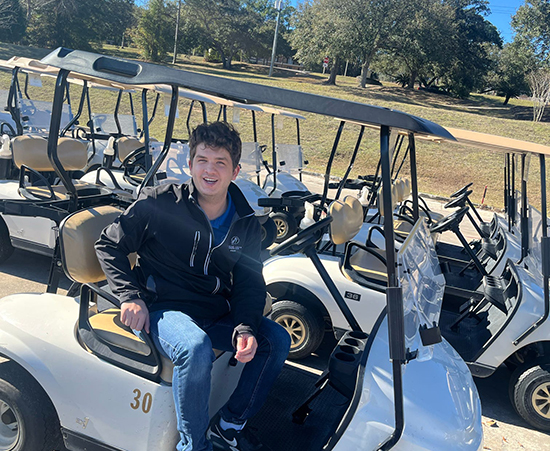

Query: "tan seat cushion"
left=12, top=135, right=87, bottom=171
left=88, top=293, right=273, bottom=384
left=117, top=136, right=143, bottom=162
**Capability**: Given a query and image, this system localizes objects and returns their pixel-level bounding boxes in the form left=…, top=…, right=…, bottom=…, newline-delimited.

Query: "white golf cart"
left=265, top=124, right=550, bottom=431
left=0, top=47, right=483, bottom=451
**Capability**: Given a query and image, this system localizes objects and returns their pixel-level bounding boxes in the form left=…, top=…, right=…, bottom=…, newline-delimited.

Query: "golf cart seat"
left=12, top=134, right=113, bottom=201
left=59, top=205, right=271, bottom=383
left=116, top=136, right=143, bottom=163
left=12, top=134, right=87, bottom=171
left=330, top=196, right=388, bottom=286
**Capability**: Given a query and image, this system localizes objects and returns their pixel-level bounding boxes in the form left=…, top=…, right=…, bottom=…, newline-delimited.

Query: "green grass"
left=1, top=41, right=549, bottom=210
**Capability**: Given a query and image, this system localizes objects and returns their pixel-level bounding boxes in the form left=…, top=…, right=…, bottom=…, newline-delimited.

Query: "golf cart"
left=0, top=47, right=483, bottom=451
left=265, top=123, right=550, bottom=431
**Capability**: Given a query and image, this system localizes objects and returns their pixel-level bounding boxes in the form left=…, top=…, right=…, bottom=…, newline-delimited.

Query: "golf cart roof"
left=41, top=48, right=452, bottom=139
left=443, top=127, right=550, bottom=156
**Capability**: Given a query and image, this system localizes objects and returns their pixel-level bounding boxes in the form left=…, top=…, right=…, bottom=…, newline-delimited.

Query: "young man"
left=95, top=122, right=290, bottom=451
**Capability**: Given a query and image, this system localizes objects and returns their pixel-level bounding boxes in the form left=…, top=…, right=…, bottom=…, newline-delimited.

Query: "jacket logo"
left=229, top=236, right=242, bottom=252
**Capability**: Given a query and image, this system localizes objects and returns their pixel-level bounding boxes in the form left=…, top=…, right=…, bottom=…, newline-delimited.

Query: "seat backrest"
left=116, top=136, right=142, bottom=162
left=12, top=135, right=87, bottom=171
left=329, top=195, right=364, bottom=245
left=377, top=182, right=399, bottom=217
left=59, top=205, right=127, bottom=284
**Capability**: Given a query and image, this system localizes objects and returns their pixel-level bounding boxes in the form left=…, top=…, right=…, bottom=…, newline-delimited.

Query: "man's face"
left=189, top=143, right=240, bottom=203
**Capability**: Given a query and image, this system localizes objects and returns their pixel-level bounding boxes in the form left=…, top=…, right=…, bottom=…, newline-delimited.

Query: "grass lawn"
left=1, top=41, right=549, bottom=210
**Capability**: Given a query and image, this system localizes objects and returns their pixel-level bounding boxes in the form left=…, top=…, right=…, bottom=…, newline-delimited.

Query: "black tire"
left=271, top=300, right=325, bottom=359
left=0, top=219, right=14, bottom=265
left=509, top=362, right=550, bottom=431
left=261, top=217, right=277, bottom=250
left=271, top=212, right=298, bottom=244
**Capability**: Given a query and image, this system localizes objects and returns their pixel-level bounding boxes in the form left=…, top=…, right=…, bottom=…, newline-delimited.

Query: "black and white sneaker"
left=206, top=416, right=268, bottom=451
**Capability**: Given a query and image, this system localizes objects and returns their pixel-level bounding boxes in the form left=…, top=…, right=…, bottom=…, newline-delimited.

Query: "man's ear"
left=232, top=164, right=240, bottom=180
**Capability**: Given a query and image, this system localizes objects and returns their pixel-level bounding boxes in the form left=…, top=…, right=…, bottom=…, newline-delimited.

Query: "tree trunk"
left=359, top=54, right=374, bottom=88
left=324, top=56, right=340, bottom=85
left=407, top=70, right=417, bottom=89
left=503, top=93, right=511, bottom=105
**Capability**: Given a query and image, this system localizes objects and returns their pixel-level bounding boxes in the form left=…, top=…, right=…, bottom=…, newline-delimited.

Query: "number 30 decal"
left=130, top=388, right=153, bottom=414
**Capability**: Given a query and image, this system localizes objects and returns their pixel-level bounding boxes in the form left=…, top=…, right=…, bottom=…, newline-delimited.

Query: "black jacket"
left=95, top=180, right=266, bottom=337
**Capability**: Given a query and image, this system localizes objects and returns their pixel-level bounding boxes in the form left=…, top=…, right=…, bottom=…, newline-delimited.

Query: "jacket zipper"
left=189, top=231, right=200, bottom=267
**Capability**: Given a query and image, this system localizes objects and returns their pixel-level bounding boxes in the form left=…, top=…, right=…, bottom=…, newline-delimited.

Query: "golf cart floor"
left=248, top=364, right=350, bottom=451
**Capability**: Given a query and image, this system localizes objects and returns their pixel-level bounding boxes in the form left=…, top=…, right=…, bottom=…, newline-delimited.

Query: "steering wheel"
left=270, top=216, right=333, bottom=256
left=121, top=145, right=148, bottom=170
left=444, top=189, right=472, bottom=209
left=450, top=182, right=473, bottom=198
left=71, top=127, right=88, bottom=140
left=430, top=206, right=469, bottom=234
left=0, top=122, right=16, bottom=137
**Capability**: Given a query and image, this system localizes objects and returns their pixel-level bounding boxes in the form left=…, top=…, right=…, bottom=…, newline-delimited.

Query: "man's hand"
left=120, top=298, right=150, bottom=333
left=235, top=333, right=258, bottom=363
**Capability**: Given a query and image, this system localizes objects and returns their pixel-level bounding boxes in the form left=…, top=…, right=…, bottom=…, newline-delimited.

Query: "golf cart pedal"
left=291, top=404, right=312, bottom=424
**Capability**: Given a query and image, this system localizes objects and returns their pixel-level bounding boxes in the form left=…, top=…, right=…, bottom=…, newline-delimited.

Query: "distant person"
left=96, top=121, right=290, bottom=451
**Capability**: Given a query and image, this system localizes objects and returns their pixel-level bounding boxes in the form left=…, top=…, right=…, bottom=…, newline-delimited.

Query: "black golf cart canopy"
left=41, top=48, right=454, bottom=140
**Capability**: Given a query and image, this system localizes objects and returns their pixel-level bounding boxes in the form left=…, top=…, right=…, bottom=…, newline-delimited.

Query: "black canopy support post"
left=128, top=91, right=135, bottom=117
left=336, top=125, right=364, bottom=201
left=86, top=83, right=95, bottom=137
left=503, top=154, right=508, bottom=221
left=318, top=121, right=345, bottom=217
left=379, top=125, right=405, bottom=451
left=186, top=99, right=196, bottom=136
left=390, top=134, right=404, bottom=178
left=252, top=111, right=258, bottom=142
left=521, top=153, right=529, bottom=259
left=48, top=69, right=77, bottom=207
left=114, top=89, right=123, bottom=136
left=200, top=101, right=207, bottom=124
left=140, top=88, right=152, bottom=182
left=304, top=245, right=362, bottom=332
left=514, top=154, right=549, bottom=345
left=8, top=67, right=23, bottom=135
left=223, top=105, right=227, bottom=122
left=23, top=73, right=30, bottom=100
left=296, top=118, right=303, bottom=181
left=148, top=93, right=160, bottom=129
left=141, top=85, right=178, bottom=190
left=61, top=81, right=87, bottom=137
left=512, top=154, right=516, bottom=229
left=64, top=81, right=71, bottom=105
left=408, top=133, right=419, bottom=222
left=268, top=114, right=278, bottom=197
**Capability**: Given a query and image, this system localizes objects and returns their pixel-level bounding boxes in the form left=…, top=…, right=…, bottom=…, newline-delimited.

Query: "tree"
left=384, top=0, right=456, bottom=88
left=184, top=0, right=263, bottom=70
left=136, top=0, right=173, bottom=62
left=488, top=41, right=534, bottom=105
left=290, top=0, right=353, bottom=85
left=437, top=0, right=501, bottom=97
left=25, top=0, right=136, bottom=50
left=512, top=0, right=550, bottom=66
left=0, top=0, right=25, bottom=43
left=527, top=69, right=550, bottom=121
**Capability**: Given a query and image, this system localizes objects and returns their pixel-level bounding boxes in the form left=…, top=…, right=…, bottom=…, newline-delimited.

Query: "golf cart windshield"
left=20, top=98, right=73, bottom=133
left=398, top=219, right=445, bottom=361
left=150, top=141, right=190, bottom=184
left=527, top=205, right=545, bottom=278
left=275, top=143, right=304, bottom=173
left=91, top=112, right=138, bottom=136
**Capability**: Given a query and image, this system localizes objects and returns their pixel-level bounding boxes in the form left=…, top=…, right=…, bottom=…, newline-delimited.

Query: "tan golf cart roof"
left=443, top=127, right=550, bottom=157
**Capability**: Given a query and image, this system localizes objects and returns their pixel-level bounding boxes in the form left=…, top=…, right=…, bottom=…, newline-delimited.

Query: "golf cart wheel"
left=271, top=300, right=324, bottom=359
left=271, top=212, right=298, bottom=244
left=261, top=217, right=277, bottom=250
left=510, top=362, right=550, bottom=431
left=0, top=220, right=14, bottom=265
left=0, top=361, right=64, bottom=451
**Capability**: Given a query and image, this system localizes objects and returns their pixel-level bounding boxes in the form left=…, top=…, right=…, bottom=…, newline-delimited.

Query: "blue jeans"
left=148, top=310, right=290, bottom=451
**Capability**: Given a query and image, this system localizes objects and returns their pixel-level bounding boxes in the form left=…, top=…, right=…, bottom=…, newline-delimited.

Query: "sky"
left=485, top=0, right=525, bottom=43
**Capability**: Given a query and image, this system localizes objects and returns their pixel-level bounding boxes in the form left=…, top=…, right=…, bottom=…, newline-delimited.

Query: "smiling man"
left=95, top=122, right=290, bottom=451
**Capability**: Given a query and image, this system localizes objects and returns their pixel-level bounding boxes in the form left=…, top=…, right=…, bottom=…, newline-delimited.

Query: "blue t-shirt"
left=210, top=194, right=236, bottom=246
